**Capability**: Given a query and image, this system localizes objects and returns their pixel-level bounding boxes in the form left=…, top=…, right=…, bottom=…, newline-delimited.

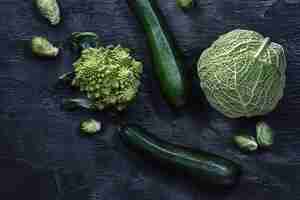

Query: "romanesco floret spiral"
left=72, top=45, right=143, bottom=111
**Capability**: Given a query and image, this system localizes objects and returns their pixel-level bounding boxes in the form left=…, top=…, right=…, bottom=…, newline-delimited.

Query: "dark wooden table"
left=0, top=0, right=299, bottom=199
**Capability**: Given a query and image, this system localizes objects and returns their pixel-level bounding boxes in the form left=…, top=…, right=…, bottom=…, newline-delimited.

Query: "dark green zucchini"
left=120, top=125, right=241, bottom=186
left=127, top=0, right=186, bottom=108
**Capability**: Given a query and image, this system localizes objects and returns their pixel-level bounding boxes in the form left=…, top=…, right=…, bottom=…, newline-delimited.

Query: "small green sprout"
left=256, top=122, right=274, bottom=148
left=36, top=0, right=61, bottom=25
left=176, top=0, right=194, bottom=10
left=80, top=119, right=102, bottom=135
left=31, top=36, right=59, bottom=57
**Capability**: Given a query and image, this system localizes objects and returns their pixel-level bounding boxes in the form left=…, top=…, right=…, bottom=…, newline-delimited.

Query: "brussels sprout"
left=70, top=32, right=101, bottom=52
left=197, top=29, right=286, bottom=118
left=256, top=122, right=274, bottom=148
left=31, top=36, right=59, bottom=57
left=233, top=135, right=258, bottom=152
left=80, top=119, right=102, bottom=135
left=176, top=0, right=194, bottom=10
left=35, top=0, right=61, bottom=25
left=72, top=45, right=143, bottom=111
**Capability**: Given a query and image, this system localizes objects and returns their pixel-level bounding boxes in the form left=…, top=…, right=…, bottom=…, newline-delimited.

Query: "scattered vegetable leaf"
left=58, top=72, right=75, bottom=86
left=233, top=134, right=258, bottom=152
left=70, top=32, right=101, bottom=52
left=62, top=98, right=95, bottom=111
left=256, top=122, right=274, bottom=148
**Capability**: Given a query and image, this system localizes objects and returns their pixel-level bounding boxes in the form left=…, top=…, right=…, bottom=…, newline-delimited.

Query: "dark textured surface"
left=0, top=0, right=300, bottom=199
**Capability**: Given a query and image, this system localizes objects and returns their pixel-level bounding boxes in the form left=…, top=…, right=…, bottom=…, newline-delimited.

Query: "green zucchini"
left=120, top=125, right=242, bottom=186
left=127, top=0, right=186, bottom=107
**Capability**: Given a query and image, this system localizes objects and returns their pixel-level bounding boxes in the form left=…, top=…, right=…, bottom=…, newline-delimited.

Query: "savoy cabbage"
left=197, top=29, right=286, bottom=118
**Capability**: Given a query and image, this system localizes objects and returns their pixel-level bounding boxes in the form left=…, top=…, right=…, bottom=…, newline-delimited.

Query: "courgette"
left=120, top=125, right=242, bottom=187
left=127, top=0, right=186, bottom=107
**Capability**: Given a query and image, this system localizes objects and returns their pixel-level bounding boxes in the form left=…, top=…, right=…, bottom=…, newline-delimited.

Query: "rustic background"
left=0, top=0, right=299, bottom=199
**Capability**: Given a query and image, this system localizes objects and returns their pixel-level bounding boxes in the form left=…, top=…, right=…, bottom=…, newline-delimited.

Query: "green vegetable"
left=62, top=98, right=95, bottom=111
left=72, top=45, right=143, bottom=111
left=176, top=0, right=194, bottom=10
left=197, top=29, right=286, bottom=118
left=35, top=0, right=61, bottom=25
left=31, top=36, right=59, bottom=57
left=120, top=125, right=242, bottom=186
left=233, top=135, right=258, bottom=152
left=70, top=32, right=101, bottom=52
left=127, top=0, right=186, bottom=108
left=256, top=122, right=274, bottom=148
left=80, top=119, right=102, bottom=135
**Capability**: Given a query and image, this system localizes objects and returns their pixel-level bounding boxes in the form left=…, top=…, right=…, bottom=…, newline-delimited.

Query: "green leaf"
left=62, top=98, right=95, bottom=111
left=58, top=72, right=75, bottom=86
left=70, top=32, right=101, bottom=52
left=233, top=134, right=258, bottom=152
left=256, top=122, right=274, bottom=148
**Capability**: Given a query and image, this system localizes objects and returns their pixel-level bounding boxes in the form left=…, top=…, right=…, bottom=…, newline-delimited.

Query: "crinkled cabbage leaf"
left=197, top=29, right=286, bottom=118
